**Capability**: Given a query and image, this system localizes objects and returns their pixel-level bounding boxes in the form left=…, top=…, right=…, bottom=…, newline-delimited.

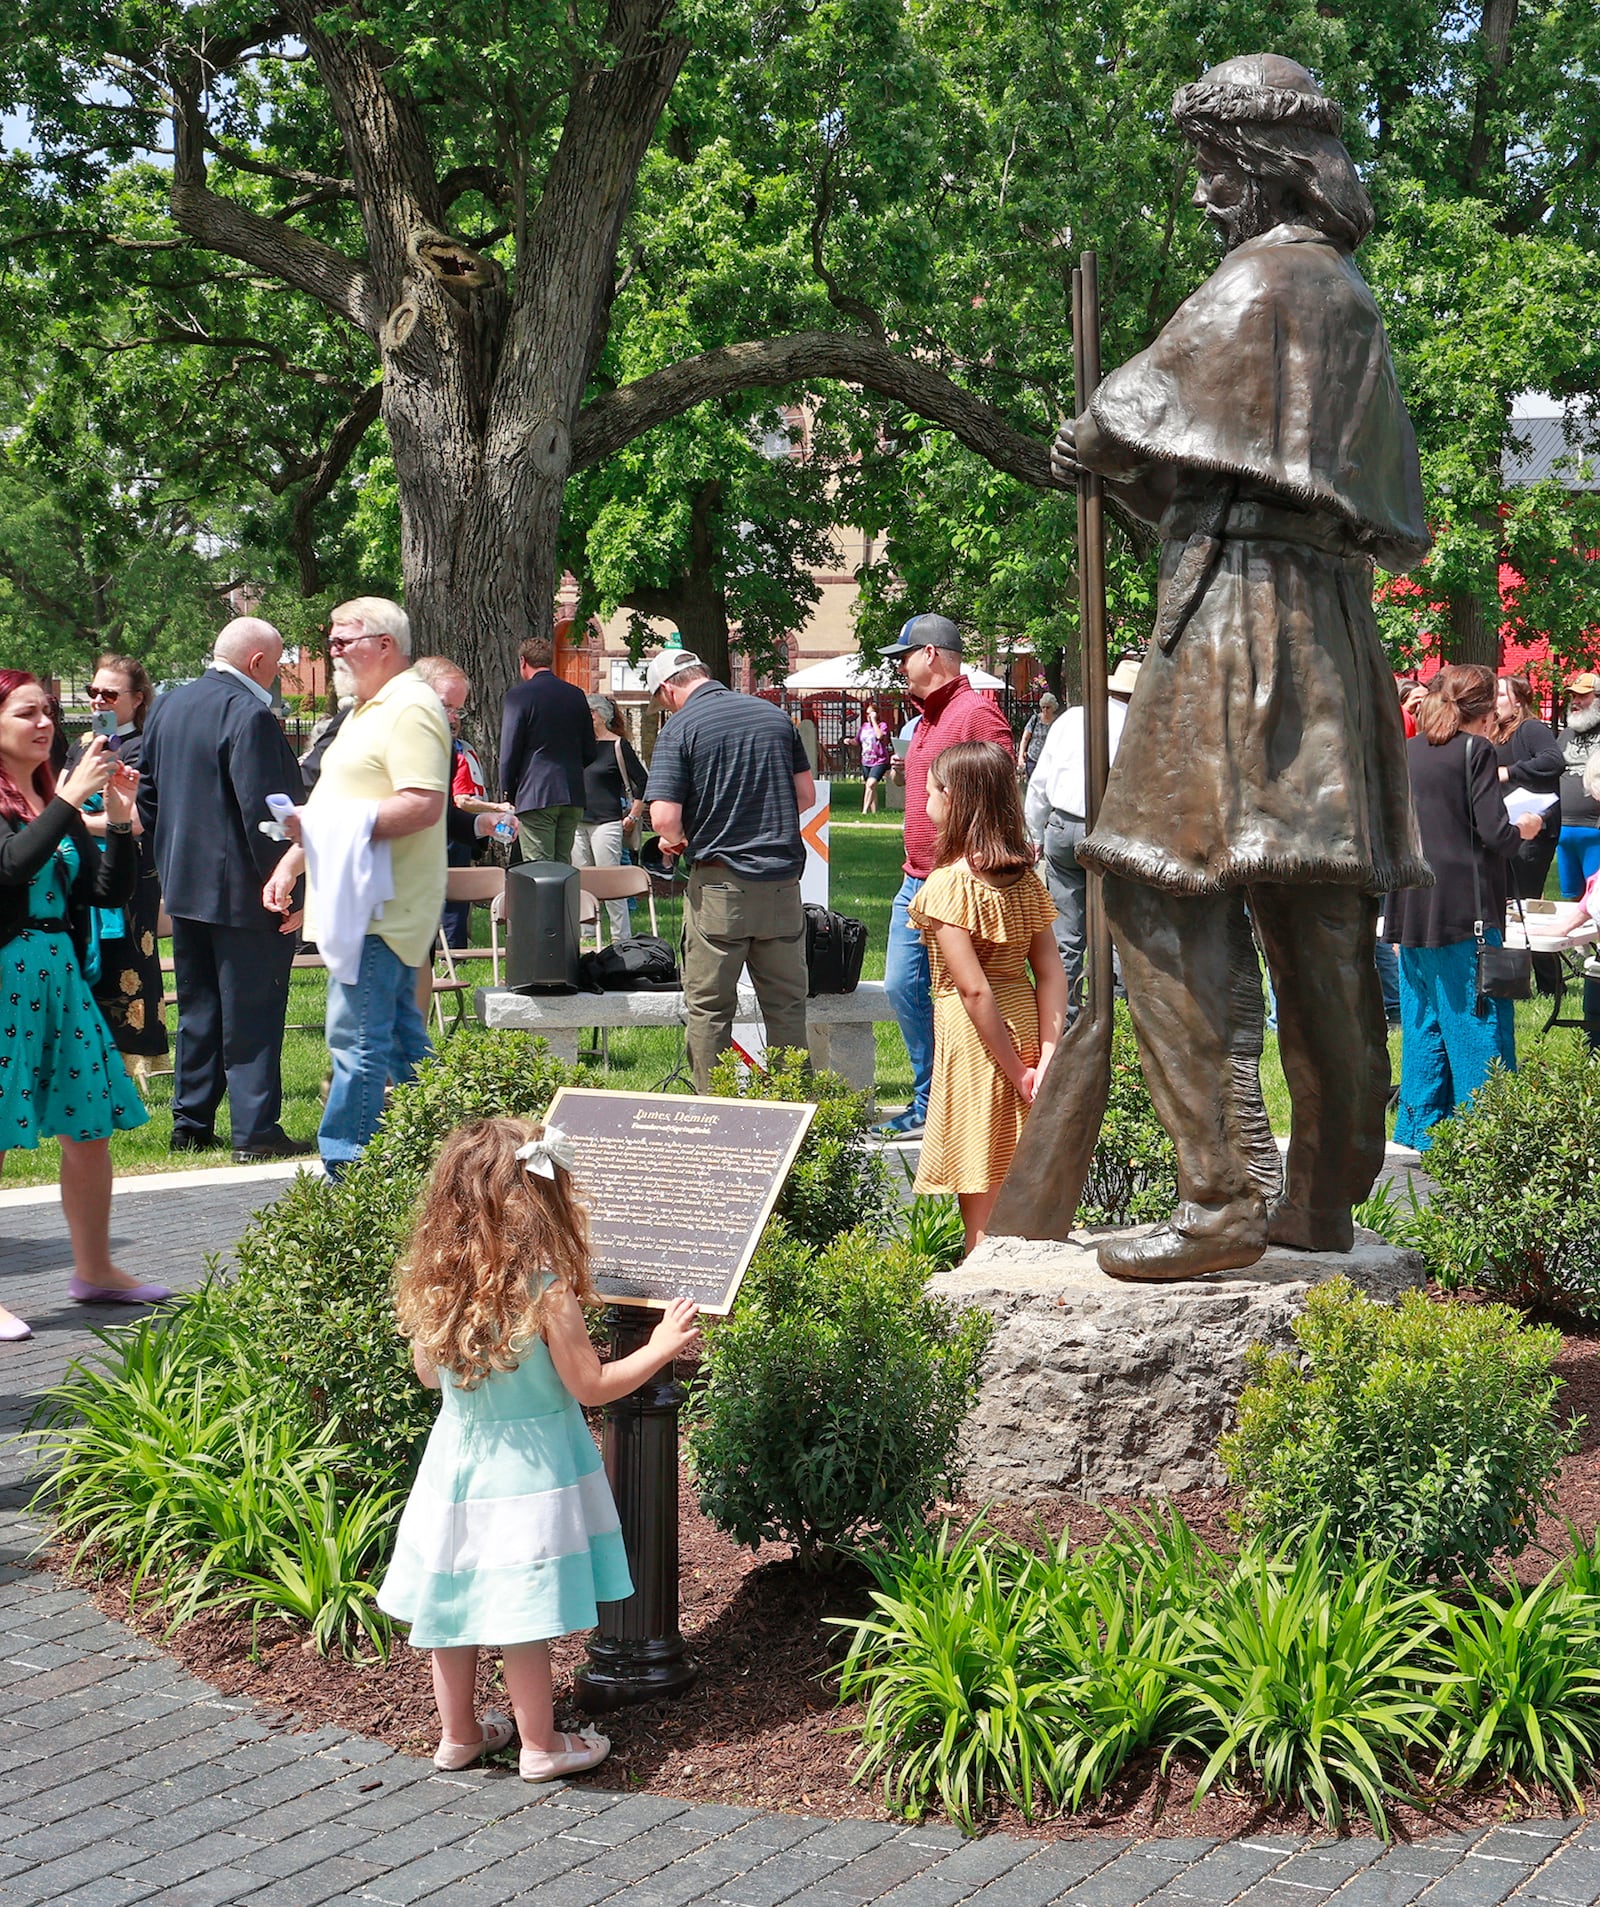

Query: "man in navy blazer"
left=138, top=619, right=311, bottom=1161
left=499, top=635, right=597, bottom=861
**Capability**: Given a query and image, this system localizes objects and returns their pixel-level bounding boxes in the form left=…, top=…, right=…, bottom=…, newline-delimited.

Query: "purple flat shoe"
left=67, top=1278, right=173, bottom=1306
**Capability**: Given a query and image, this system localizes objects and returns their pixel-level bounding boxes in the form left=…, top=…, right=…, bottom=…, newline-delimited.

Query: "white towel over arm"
left=300, top=800, right=396, bottom=985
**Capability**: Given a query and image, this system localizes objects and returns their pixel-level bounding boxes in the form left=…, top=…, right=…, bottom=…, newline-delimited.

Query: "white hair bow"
left=514, top=1126, right=576, bottom=1180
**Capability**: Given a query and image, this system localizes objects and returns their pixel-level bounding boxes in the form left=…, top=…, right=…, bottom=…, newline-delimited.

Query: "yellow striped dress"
left=909, top=861, right=1056, bottom=1196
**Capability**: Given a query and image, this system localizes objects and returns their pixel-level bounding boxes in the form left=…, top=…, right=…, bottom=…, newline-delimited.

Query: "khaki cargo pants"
left=682, top=866, right=809, bottom=1092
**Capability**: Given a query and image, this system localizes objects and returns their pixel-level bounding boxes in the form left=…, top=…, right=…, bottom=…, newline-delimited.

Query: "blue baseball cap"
left=879, top=613, right=963, bottom=660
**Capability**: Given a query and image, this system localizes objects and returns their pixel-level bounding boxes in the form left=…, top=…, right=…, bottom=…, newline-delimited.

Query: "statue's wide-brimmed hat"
left=1172, top=54, right=1343, bottom=137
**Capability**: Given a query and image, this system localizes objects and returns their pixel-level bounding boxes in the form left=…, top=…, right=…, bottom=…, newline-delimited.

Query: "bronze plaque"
left=543, top=1088, right=817, bottom=1315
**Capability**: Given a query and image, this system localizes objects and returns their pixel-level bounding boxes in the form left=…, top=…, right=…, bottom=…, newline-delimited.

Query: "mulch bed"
left=54, top=1312, right=1600, bottom=1844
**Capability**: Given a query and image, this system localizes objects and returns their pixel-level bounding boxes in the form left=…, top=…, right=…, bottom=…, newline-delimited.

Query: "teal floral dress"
left=378, top=1312, right=633, bottom=1650
left=0, top=838, right=148, bottom=1149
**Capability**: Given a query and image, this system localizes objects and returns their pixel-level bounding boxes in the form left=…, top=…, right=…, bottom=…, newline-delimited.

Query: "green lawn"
left=0, top=823, right=1581, bottom=1186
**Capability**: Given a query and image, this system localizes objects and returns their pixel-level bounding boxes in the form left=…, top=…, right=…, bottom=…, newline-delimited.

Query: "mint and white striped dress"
left=379, top=1328, right=633, bottom=1649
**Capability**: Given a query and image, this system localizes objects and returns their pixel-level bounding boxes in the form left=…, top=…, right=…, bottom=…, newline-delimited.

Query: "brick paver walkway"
left=0, top=1170, right=1591, bottom=1906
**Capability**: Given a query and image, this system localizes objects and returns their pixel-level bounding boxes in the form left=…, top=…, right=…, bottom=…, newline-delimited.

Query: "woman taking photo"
left=0, top=670, right=170, bottom=1339
left=63, top=655, right=169, bottom=1080
left=1493, top=673, right=1564, bottom=900
left=1386, top=664, right=1544, bottom=1152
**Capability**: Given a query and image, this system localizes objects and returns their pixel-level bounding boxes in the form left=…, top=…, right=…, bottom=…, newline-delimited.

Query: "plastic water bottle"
left=492, top=814, right=517, bottom=844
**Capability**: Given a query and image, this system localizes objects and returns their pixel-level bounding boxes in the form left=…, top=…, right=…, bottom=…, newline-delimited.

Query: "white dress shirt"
left=1024, top=698, right=1130, bottom=839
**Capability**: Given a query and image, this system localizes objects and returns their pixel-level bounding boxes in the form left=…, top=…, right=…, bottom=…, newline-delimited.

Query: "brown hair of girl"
left=1417, top=663, right=1497, bottom=746
left=394, top=1117, right=594, bottom=1386
left=929, top=741, right=1033, bottom=878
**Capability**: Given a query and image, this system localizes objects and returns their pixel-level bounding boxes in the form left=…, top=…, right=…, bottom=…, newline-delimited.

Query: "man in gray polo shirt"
left=644, top=649, right=813, bottom=1091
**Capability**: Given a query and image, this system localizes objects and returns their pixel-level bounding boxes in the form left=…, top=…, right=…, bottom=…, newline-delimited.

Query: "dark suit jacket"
left=138, top=670, right=305, bottom=930
left=500, top=670, right=597, bottom=812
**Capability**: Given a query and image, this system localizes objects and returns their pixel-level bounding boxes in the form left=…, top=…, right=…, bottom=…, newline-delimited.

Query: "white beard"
left=1566, top=702, right=1600, bottom=736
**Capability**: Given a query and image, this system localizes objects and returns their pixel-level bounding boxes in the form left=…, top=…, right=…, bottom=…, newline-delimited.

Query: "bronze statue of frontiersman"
left=1052, top=54, right=1433, bottom=1281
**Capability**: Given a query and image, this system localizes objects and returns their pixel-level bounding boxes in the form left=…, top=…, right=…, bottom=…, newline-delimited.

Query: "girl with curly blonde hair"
left=379, top=1116, right=700, bottom=1782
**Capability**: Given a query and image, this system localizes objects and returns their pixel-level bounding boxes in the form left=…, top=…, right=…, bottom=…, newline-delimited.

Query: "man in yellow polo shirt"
left=264, top=596, right=449, bottom=1175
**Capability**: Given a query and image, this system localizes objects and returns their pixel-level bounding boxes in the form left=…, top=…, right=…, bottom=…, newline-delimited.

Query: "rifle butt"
left=985, top=998, right=1113, bottom=1241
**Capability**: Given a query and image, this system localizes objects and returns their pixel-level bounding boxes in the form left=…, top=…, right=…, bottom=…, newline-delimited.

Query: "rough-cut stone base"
left=928, top=1227, right=1426, bottom=1498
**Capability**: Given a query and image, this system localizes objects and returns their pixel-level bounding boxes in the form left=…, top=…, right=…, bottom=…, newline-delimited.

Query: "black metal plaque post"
left=574, top=1306, right=698, bottom=1710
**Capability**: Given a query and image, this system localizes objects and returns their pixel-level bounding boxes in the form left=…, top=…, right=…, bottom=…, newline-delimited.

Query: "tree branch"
left=169, top=56, right=378, bottom=333
left=288, top=380, right=384, bottom=593
left=570, top=332, right=1063, bottom=491
left=205, top=137, right=353, bottom=197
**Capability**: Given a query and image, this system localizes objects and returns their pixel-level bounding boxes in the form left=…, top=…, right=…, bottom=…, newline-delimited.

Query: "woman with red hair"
left=0, top=670, right=170, bottom=1339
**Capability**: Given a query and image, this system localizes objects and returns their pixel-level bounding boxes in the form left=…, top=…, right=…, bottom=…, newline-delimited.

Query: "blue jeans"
left=320, top=934, right=433, bottom=1169
left=1557, top=825, right=1600, bottom=900
left=884, top=872, right=932, bottom=1118
left=1393, top=937, right=1515, bottom=1152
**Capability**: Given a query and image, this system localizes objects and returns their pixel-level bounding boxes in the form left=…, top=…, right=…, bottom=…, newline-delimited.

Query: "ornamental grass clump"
left=834, top=1512, right=1456, bottom=1836
left=1221, top=1277, right=1575, bottom=1581
left=1405, top=1041, right=1600, bottom=1318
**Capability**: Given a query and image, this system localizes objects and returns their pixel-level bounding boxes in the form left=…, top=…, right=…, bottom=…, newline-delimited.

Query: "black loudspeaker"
left=505, top=860, right=580, bottom=991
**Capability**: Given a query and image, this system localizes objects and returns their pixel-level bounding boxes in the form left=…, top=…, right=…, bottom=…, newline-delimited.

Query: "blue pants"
left=883, top=872, right=932, bottom=1118
left=169, top=918, right=295, bottom=1148
left=1393, top=938, right=1515, bottom=1152
left=1557, top=825, right=1600, bottom=900
left=320, top=933, right=433, bottom=1169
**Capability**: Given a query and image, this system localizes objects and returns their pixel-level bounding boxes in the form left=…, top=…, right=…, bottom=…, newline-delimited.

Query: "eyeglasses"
left=87, top=685, right=127, bottom=703
left=328, top=632, right=383, bottom=655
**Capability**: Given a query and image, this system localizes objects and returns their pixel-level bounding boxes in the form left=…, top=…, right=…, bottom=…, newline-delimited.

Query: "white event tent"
left=782, top=654, right=1006, bottom=694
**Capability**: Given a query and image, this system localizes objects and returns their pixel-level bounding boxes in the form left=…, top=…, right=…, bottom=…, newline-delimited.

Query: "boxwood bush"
left=1405, top=1041, right=1600, bottom=1318
left=686, top=1225, right=991, bottom=1565
left=1221, top=1276, right=1576, bottom=1581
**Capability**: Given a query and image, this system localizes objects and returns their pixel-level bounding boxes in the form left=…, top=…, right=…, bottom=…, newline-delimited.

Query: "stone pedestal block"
left=928, top=1229, right=1425, bottom=1499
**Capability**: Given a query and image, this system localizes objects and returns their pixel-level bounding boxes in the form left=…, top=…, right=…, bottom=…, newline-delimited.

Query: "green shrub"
left=708, top=1048, right=895, bottom=1249
left=1077, top=1005, right=1177, bottom=1227
left=220, top=1033, right=583, bottom=1471
left=1405, top=1042, right=1600, bottom=1317
left=685, top=1225, right=991, bottom=1564
left=1221, top=1278, right=1576, bottom=1581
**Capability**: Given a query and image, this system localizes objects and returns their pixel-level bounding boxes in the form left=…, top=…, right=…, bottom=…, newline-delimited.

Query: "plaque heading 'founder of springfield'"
left=1050, top=54, right=1433, bottom=1284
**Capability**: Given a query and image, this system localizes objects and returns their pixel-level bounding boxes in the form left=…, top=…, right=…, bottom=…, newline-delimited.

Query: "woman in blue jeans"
left=1385, top=665, right=1545, bottom=1150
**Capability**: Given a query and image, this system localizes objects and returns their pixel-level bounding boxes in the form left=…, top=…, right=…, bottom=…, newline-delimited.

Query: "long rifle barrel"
left=986, top=251, right=1115, bottom=1243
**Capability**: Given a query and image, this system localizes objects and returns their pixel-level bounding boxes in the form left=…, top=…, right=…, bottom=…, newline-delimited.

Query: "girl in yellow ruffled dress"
left=910, top=741, right=1067, bottom=1252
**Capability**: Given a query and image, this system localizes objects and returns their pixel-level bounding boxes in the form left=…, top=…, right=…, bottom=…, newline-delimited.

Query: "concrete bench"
left=477, top=980, right=899, bottom=1098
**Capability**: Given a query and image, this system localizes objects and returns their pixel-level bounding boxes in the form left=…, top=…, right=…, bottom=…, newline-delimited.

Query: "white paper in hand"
left=1504, top=788, right=1559, bottom=823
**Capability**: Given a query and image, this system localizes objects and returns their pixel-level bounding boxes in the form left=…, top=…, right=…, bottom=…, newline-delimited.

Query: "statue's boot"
left=1266, top=1203, right=1355, bottom=1252
left=1098, top=1200, right=1266, bottom=1283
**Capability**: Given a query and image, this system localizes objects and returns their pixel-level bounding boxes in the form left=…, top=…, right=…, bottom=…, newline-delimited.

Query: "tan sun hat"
left=1107, top=657, right=1143, bottom=696
left=1567, top=671, right=1599, bottom=697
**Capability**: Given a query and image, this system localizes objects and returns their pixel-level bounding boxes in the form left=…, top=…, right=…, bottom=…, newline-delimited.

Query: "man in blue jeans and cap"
left=878, top=612, right=1016, bottom=1136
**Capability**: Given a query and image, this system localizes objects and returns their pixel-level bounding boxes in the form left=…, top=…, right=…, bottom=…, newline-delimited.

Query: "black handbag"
left=1466, top=738, right=1534, bottom=1012
left=803, top=904, right=868, bottom=996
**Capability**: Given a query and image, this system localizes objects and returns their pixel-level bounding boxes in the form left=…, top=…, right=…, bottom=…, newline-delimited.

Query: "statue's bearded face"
left=1191, top=143, right=1274, bottom=249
